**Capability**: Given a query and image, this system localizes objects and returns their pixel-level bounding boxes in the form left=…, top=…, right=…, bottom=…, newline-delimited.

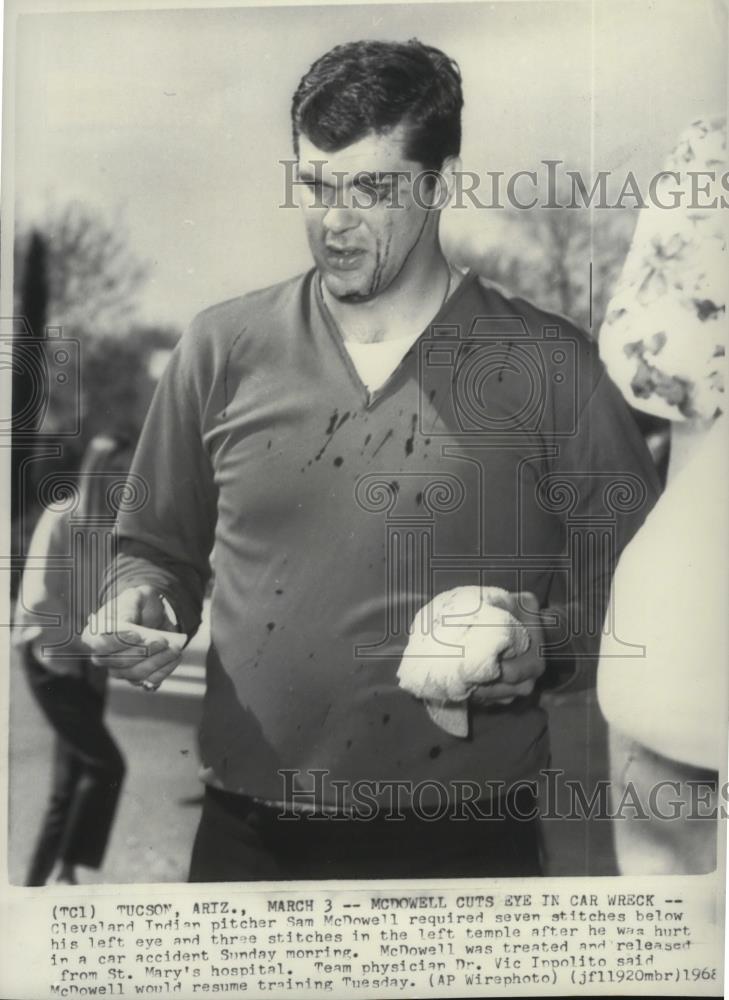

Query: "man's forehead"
left=297, top=127, right=419, bottom=178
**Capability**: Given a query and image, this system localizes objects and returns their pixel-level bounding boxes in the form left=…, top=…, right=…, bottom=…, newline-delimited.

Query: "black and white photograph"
left=1, top=0, right=727, bottom=996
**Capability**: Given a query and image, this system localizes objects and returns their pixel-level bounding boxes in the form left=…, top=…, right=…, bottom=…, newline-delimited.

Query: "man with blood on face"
left=83, top=39, right=660, bottom=882
left=296, top=126, right=444, bottom=304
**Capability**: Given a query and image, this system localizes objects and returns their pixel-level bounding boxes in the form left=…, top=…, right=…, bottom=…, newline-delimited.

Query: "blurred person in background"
left=598, top=117, right=728, bottom=874
left=14, top=435, right=132, bottom=885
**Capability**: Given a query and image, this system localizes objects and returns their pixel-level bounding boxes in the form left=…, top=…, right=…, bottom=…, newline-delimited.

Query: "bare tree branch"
left=15, top=201, right=149, bottom=332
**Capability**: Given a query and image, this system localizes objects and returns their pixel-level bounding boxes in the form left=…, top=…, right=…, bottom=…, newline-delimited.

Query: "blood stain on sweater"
left=371, top=428, right=393, bottom=457
left=404, top=413, right=417, bottom=456
left=315, top=410, right=350, bottom=461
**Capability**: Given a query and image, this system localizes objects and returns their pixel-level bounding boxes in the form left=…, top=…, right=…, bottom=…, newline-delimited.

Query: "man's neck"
left=320, top=251, right=454, bottom=345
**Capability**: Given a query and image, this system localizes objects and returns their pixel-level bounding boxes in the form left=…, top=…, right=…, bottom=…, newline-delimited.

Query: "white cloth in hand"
left=398, top=586, right=531, bottom=737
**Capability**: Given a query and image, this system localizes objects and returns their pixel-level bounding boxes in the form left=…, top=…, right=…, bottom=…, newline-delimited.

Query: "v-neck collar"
left=311, top=267, right=477, bottom=410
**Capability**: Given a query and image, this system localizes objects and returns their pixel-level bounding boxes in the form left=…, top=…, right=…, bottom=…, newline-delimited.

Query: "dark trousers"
left=189, top=784, right=542, bottom=882
left=22, top=646, right=126, bottom=885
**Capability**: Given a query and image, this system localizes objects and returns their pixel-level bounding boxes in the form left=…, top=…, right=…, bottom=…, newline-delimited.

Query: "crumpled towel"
left=398, top=586, right=530, bottom=737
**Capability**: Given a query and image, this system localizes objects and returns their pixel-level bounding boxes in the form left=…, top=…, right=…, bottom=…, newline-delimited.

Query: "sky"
left=7, top=0, right=728, bottom=330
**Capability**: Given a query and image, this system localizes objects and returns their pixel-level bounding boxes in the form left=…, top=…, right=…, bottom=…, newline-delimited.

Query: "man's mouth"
left=324, top=246, right=366, bottom=271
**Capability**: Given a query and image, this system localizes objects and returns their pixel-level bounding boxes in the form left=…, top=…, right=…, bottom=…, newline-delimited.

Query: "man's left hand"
left=470, top=591, right=546, bottom=706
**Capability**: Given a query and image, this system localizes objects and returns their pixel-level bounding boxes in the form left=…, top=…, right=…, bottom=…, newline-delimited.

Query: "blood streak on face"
left=296, top=127, right=436, bottom=303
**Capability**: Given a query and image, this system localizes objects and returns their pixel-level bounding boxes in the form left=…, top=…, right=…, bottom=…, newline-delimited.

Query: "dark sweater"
left=105, top=269, right=661, bottom=805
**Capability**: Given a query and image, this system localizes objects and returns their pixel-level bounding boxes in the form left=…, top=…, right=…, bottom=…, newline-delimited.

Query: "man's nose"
left=322, top=205, right=360, bottom=235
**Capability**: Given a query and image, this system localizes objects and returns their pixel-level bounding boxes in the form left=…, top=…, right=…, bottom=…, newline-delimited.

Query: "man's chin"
left=320, top=272, right=376, bottom=304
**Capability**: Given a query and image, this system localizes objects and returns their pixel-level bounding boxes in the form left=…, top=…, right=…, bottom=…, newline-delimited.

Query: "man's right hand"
left=82, top=585, right=185, bottom=689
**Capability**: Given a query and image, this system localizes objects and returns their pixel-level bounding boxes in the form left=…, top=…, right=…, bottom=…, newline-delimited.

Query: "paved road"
left=8, top=610, right=616, bottom=884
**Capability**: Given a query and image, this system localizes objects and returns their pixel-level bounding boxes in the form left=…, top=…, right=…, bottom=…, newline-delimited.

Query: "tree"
left=10, top=230, right=50, bottom=580
left=14, top=201, right=149, bottom=333
left=17, top=230, right=49, bottom=338
left=447, top=195, right=636, bottom=334
left=12, top=201, right=179, bottom=557
left=80, top=325, right=180, bottom=446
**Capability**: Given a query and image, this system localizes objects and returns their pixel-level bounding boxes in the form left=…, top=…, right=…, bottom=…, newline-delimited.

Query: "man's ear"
left=437, top=155, right=462, bottom=208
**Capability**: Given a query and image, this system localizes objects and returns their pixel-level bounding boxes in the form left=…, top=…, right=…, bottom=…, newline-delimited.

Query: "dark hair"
left=291, top=39, right=463, bottom=171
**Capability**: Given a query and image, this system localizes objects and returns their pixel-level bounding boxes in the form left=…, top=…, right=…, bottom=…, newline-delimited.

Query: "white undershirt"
left=341, top=268, right=465, bottom=392
left=343, top=332, right=423, bottom=392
